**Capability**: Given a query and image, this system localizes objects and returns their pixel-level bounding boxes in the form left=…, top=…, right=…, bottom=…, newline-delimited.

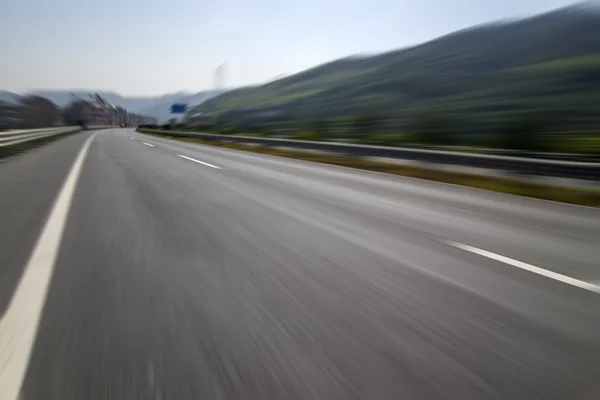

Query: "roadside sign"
left=170, top=104, right=187, bottom=114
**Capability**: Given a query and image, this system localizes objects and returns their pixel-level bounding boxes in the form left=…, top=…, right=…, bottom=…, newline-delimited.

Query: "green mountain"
left=191, top=4, right=600, bottom=131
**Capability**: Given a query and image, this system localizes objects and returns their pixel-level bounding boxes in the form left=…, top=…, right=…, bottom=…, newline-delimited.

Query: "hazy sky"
left=0, top=0, right=576, bottom=96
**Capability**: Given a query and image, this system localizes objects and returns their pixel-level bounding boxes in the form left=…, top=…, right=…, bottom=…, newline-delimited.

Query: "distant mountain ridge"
left=0, top=91, right=21, bottom=104
left=0, top=90, right=227, bottom=122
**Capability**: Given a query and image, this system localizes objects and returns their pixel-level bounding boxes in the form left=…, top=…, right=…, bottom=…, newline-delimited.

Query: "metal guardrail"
left=0, top=126, right=117, bottom=160
left=0, top=127, right=82, bottom=148
left=0, top=125, right=117, bottom=148
left=139, top=128, right=600, bottom=181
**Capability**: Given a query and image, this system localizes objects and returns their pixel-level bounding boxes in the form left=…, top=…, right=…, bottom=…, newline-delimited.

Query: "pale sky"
left=0, top=0, right=577, bottom=96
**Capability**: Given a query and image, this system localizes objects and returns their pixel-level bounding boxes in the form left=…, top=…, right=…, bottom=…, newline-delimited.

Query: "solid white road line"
left=0, top=132, right=99, bottom=400
left=446, top=241, right=600, bottom=294
left=143, top=142, right=154, bottom=147
left=177, top=154, right=221, bottom=169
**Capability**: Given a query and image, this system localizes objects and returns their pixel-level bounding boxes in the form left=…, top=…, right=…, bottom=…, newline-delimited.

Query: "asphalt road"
left=1, top=128, right=599, bottom=399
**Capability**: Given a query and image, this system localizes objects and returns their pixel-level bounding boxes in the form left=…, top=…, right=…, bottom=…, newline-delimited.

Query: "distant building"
left=88, top=93, right=117, bottom=126
left=63, top=93, right=119, bottom=127
left=61, top=93, right=156, bottom=128
left=116, top=106, right=128, bottom=125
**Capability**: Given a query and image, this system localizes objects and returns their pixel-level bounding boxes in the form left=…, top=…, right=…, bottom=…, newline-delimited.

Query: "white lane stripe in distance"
left=0, top=132, right=99, bottom=399
left=445, top=241, right=600, bottom=294
left=142, top=142, right=154, bottom=147
left=177, top=154, right=221, bottom=169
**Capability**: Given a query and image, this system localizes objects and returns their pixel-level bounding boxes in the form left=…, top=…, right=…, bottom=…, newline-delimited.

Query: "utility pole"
left=215, top=63, right=226, bottom=90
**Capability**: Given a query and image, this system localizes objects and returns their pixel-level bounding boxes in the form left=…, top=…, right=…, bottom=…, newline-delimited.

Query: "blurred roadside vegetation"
left=140, top=110, right=600, bottom=160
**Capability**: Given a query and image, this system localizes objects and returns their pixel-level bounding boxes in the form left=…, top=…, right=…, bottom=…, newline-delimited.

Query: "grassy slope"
left=191, top=5, right=600, bottom=123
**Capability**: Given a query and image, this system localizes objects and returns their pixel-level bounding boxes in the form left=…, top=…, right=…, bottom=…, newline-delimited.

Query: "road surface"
left=1, top=128, right=599, bottom=399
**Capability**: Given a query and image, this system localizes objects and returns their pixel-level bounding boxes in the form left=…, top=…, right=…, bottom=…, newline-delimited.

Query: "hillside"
left=193, top=4, right=600, bottom=130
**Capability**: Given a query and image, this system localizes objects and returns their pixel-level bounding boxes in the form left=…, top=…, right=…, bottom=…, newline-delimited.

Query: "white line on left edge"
left=0, top=132, right=99, bottom=400
left=177, top=154, right=221, bottom=169
left=142, top=142, right=154, bottom=147
left=445, top=241, right=600, bottom=294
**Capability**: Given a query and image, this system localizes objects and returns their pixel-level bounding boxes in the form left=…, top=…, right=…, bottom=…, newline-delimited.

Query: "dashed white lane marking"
left=143, top=142, right=155, bottom=147
left=129, top=137, right=136, bottom=140
left=148, top=360, right=161, bottom=400
left=0, top=132, right=99, bottom=400
left=445, top=241, right=600, bottom=294
left=177, top=154, right=221, bottom=169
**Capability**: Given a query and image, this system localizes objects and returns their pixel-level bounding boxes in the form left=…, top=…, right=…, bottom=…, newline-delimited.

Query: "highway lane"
left=0, top=128, right=598, bottom=399
left=129, top=129, right=600, bottom=282
left=0, top=131, right=94, bottom=317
